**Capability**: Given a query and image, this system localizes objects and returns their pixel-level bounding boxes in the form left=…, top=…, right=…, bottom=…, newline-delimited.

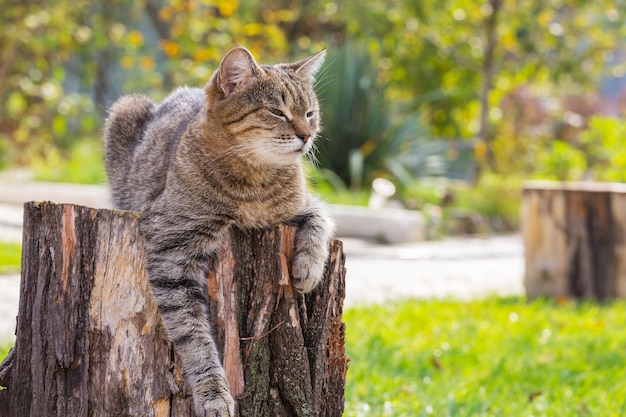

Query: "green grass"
left=0, top=342, right=11, bottom=362
left=1, top=280, right=623, bottom=414
left=344, top=297, right=626, bottom=417
left=0, top=241, right=21, bottom=274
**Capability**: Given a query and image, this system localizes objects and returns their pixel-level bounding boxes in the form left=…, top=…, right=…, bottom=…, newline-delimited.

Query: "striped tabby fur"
left=103, top=46, right=333, bottom=417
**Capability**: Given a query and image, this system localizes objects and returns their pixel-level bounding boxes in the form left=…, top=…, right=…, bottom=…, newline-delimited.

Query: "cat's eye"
left=269, top=108, right=285, bottom=118
left=306, top=111, right=315, bottom=118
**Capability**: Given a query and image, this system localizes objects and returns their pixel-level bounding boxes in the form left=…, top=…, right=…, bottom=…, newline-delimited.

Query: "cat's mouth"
left=282, top=148, right=305, bottom=161
left=262, top=138, right=312, bottom=166
left=282, top=140, right=311, bottom=156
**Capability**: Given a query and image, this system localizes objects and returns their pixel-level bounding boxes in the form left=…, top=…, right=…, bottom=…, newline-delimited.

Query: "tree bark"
left=523, top=181, right=626, bottom=300
left=0, top=201, right=347, bottom=417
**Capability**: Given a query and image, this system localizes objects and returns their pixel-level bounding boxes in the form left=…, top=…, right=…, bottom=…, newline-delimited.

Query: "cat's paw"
left=291, top=248, right=327, bottom=293
left=193, top=377, right=235, bottom=417
left=197, top=396, right=234, bottom=417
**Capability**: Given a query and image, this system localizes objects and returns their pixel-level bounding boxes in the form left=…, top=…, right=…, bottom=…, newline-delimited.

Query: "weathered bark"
left=0, top=201, right=347, bottom=417
left=523, top=181, right=626, bottom=299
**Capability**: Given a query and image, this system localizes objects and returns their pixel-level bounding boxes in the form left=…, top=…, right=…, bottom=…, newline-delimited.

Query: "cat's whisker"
left=306, top=140, right=322, bottom=168
left=313, top=76, right=335, bottom=96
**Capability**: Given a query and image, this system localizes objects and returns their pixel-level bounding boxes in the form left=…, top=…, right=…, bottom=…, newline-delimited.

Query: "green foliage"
left=1, top=3, right=102, bottom=165
left=32, top=139, right=107, bottom=184
left=333, top=0, right=625, bottom=140
left=316, top=44, right=436, bottom=190
left=345, top=297, right=626, bottom=416
left=580, top=117, right=626, bottom=182
left=449, top=173, right=522, bottom=231
left=533, top=140, right=587, bottom=181
left=306, top=164, right=371, bottom=206
left=0, top=342, right=12, bottom=367
left=1, top=0, right=625, bottom=225
left=0, top=241, right=21, bottom=275
left=398, top=179, right=450, bottom=211
left=0, top=0, right=301, bottom=171
left=528, top=117, right=626, bottom=183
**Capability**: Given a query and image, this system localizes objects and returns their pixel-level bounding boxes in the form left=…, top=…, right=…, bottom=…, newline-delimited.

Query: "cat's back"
left=136, top=87, right=205, bottom=158
left=105, top=87, right=206, bottom=212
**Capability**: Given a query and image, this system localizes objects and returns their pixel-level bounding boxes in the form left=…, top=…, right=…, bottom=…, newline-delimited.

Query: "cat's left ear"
left=217, top=46, right=263, bottom=97
left=290, top=50, right=326, bottom=80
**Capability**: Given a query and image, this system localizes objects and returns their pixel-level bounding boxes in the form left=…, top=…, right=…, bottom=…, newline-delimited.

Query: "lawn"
left=0, top=241, right=20, bottom=274
left=0, top=343, right=10, bottom=362
left=344, top=297, right=626, bottom=417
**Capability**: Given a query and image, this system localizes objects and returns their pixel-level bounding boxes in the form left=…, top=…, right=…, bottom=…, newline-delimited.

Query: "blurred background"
left=1, top=0, right=624, bottom=234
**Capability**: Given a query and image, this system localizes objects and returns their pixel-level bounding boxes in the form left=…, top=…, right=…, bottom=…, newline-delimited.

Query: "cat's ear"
left=290, top=50, right=326, bottom=80
left=217, top=46, right=262, bottom=97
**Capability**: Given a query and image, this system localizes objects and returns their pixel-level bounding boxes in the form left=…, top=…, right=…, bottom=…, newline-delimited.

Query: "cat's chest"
left=234, top=194, right=303, bottom=229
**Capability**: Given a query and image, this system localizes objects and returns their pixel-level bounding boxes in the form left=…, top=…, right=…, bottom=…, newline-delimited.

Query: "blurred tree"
left=325, top=0, right=625, bottom=170
left=316, top=44, right=441, bottom=190
left=0, top=0, right=296, bottom=168
left=1, top=0, right=624, bottom=183
left=1, top=0, right=95, bottom=165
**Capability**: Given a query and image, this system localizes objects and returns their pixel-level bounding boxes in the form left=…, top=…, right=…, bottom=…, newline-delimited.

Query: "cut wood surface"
left=523, top=181, right=626, bottom=299
left=0, top=201, right=347, bottom=417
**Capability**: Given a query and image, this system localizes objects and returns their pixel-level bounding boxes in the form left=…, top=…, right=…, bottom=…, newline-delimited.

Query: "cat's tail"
left=104, top=94, right=155, bottom=209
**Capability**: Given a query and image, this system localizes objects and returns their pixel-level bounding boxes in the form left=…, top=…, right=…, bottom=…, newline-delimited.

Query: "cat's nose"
left=296, top=132, right=311, bottom=144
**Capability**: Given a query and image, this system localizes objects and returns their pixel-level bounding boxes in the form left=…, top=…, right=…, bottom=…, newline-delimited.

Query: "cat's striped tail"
left=104, top=94, right=154, bottom=210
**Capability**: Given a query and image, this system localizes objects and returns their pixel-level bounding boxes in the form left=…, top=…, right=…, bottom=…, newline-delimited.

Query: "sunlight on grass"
left=0, top=342, right=12, bottom=363
left=0, top=241, right=21, bottom=274
left=344, top=297, right=626, bottom=417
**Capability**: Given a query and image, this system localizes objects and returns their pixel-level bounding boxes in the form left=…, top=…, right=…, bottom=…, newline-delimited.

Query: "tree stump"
left=0, top=201, right=347, bottom=417
left=522, top=181, right=626, bottom=299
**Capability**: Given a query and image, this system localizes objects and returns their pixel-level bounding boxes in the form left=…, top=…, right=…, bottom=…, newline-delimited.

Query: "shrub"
left=316, top=44, right=438, bottom=190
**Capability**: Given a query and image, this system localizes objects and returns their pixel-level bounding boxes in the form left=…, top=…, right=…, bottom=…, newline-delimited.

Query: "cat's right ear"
left=216, top=46, right=262, bottom=98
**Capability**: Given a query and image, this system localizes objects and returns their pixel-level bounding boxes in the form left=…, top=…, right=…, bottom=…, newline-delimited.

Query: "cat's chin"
left=257, top=153, right=303, bottom=168
left=254, top=148, right=306, bottom=167
left=275, top=152, right=305, bottom=166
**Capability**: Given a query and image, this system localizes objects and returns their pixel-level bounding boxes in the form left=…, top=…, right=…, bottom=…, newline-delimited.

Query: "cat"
left=103, top=46, right=334, bottom=417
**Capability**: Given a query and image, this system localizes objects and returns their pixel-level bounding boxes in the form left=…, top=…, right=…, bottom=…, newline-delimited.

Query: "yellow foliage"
left=501, top=31, right=516, bottom=50
left=159, top=6, right=173, bottom=21
left=160, top=40, right=180, bottom=57
left=360, top=139, right=377, bottom=157
left=243, top=23, right=262, bottom=36
left=140, top=57, right=156, bottom=71
left=128, top=30, right=144, bottom=47
left=474, top=139, right=487, bottom=162
left=194, top=48, right=213, bottom=62
left=171, top=23, right=185, bottom=37
left=537, top=10, right=551, bottom=27
left=262, top=10, right=277, bottom=23
left=298, top=36, right=311, bottom=49
left=217, top=0, right=238, bottom=17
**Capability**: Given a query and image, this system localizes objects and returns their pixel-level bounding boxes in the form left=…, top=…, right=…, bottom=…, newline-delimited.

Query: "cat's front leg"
left=142, top=217, right=235, bottom=417
left=290, top=194, right=335, bottom=293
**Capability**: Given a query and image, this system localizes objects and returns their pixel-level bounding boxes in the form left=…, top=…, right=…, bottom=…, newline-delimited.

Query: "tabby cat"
left=103, top=46, right=334, bottom=417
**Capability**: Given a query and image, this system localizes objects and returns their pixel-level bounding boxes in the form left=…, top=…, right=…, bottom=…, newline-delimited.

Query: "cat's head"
left=205, top=46, right=326, bottom=168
